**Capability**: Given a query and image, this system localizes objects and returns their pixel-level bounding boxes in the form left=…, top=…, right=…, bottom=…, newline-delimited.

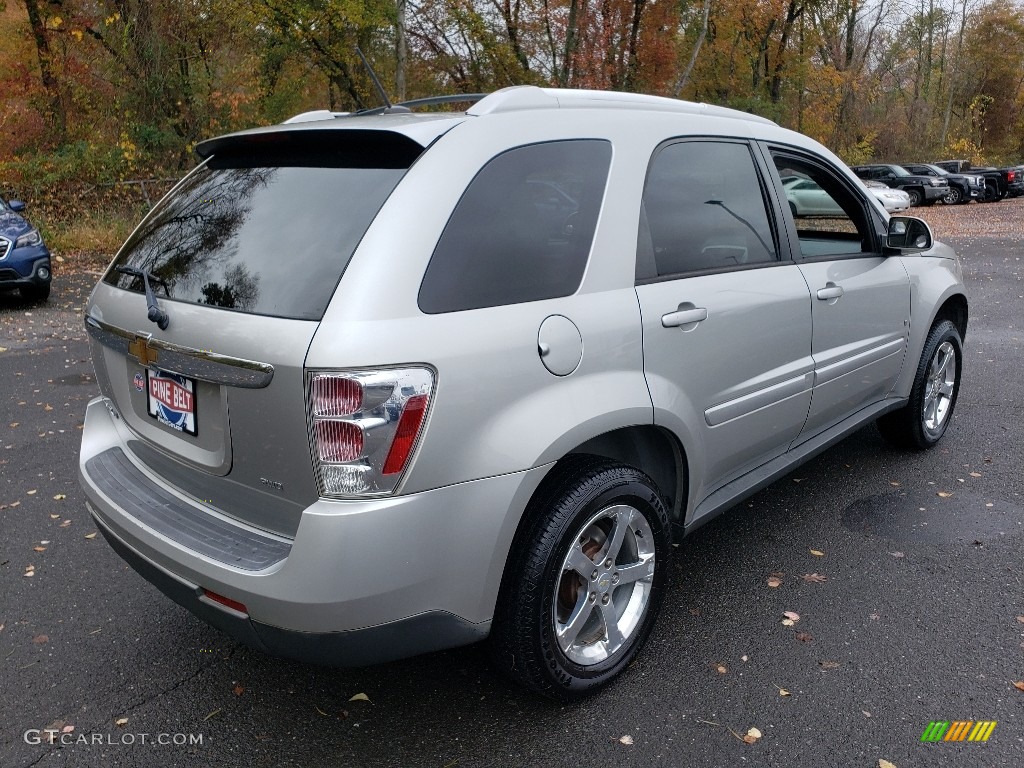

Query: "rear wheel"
left=490, top=458, right=671, bottom=701
left=878, top=320, right=962, bottom=449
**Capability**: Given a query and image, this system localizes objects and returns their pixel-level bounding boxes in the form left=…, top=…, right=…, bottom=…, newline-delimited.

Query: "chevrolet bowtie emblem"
left=128, top=335, right=159, bottom=367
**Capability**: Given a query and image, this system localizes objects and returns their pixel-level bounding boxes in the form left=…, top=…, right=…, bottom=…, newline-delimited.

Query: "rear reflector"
left=383, top=394, right=429, bottom=475
left=202, top=589, right=248, bottom=615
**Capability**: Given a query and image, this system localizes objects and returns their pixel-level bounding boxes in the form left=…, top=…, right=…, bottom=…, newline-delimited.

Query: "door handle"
left=816, top=283, right=844, bottom=301
left=661, top=307, right=709, bottom=328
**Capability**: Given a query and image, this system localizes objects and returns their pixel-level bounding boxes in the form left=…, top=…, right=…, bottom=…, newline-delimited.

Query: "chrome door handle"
left=816, top=284, right=844, bottom=301
left=661, top=307, right=708, bottom=327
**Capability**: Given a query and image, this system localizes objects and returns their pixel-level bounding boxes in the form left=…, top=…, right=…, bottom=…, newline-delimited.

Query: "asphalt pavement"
left=1, top=209, right=1022, bottom=768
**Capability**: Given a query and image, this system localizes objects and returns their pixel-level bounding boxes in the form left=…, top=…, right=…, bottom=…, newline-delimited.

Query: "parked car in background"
left=862, top=180, right=913, bottom=212
left=79, top=87, right=969, bottom=700
left=0, top=195, right=51, bottom=301
left=933, top=160, right=1020, bottom=201
left=850, top=164, right=948, bottom=206
left=901, top=163, right=984, bottom=205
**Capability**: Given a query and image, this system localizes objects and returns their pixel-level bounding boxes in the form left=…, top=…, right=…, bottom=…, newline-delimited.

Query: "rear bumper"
left=79, top=396, right=549, bottom=665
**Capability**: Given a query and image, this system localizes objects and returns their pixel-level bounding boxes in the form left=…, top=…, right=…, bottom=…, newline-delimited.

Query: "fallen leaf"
left=49, top=514, right=60, bottom=519
left=60, top=520, right=71, bottom=528
left=819, top=660, right=840, bottom=669
left=766, top=573, right=783, bottom=588
left=53, top=494, right=66, bottom=500
left=10, top=501, right=20, bottom=508
left=801, top=573, right=826, bottom=583
left=27, top=490, right=37, bottom=496
left=782, top=618, right=795, bottom=626
left=783, top=611, right=800, bottom=622
left=969, top=472, right=982, bottom=478
left=1016, top=616, right=1024, bottom=624
left=33, top=546, right=46, bottom=552
left=879, top=760, right=897, bottom=768
left=619, top=735, right=634, bottom=745
left=1013, top=681, right=1024, bottom=692
left=742, top=727, right=762, bottom=744
left=348, top=693, right=370, bottom=702
left=889, top=481, right=900, bottom=487
left=61, top=725, right=74, bottom=734
left=203, top=709, right=221, bottom=722
left=32, top=634, right=48, bottom=644
left=115, top=718, right=128, bottom=727
left=862, top=710, right=872, bottom=718
left=795, top=631, right=813, bottom=642
left=741, top=655, right=749, bottom=662
left=314, top=704, right=330, bottom=716
left=775, top=684, right=791, bottom=697
left=890, top=551, right=905, bottom=558
left=84, top=532, right=97, bottom=539
left=937, top=491, right=953, bottom=498
left=233, top=685, right=245, bottom=696
left=714, top=663, right=727, bottom=674
left=809, top=549, right=824, bottom=557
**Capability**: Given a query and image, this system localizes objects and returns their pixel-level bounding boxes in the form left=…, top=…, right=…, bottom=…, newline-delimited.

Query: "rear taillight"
left=308, top=368, right=434, bottom=497
left=1008, top=170, right=1016, bottom=183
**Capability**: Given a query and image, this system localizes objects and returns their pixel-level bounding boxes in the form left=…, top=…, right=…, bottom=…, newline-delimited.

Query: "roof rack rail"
left=467, top=86, right=777, bottom=125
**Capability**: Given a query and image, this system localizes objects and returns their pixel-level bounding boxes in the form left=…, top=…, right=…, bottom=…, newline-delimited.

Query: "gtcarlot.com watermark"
left=25, top=729, right=204, bottom=747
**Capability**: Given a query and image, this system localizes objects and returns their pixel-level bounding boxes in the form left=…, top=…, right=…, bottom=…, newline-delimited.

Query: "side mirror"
left=8, top=200, right=26, bottom=212
left=886, top=216, right=933, bottom=251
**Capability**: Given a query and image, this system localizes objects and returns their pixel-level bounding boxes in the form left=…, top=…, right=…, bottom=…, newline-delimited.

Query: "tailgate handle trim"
left=85, top=315, right=275, bottom=389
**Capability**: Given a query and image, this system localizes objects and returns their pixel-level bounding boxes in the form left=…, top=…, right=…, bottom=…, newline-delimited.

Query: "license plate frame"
left=145, top=369, right=198, bottom=436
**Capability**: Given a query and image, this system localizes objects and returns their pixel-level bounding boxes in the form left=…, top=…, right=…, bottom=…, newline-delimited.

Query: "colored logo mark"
left=921, top=721, right=997, bottom=742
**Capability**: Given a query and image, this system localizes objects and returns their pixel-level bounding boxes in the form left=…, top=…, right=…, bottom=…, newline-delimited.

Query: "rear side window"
left=640, top=140, right=778, bottom=278
left=104, top=133, right=415, bottom=320
left=418, top=140, right=612, bottom=314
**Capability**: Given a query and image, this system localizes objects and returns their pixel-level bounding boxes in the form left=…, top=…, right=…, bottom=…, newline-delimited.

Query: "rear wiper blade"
left=116, top=266, right=169, bottom=330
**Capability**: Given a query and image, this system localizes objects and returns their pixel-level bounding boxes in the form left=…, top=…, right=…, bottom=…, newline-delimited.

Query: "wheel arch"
left=932, top=292, right=968, bottom=342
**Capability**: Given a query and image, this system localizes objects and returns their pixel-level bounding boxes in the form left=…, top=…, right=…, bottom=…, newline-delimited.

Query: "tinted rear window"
left=104, top=138, right=413, bottom=320
left=418, top=140, right=612, bottom=314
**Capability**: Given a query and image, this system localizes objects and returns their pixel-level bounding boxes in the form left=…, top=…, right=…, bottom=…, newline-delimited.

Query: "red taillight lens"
left=311, top=375, right=362, bottom=417
left=1008, top=170, right=1016, bottom=182
left=382, top=395, right=429, bottom=475
left=315, top=420, right=364, bottom=462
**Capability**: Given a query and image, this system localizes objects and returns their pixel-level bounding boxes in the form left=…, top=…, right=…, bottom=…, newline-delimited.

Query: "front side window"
left=639, top=140, right=778, bottom=279
left=418, top=140, right=612, bottom=314
left=773, top=153, right=874, bottom=259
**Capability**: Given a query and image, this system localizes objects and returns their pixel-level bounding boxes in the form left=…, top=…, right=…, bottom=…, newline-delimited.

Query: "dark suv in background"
left=851, top=164, right=948, bottom=207
left=901, top=163, right=984, bottom=205
left=0, top=195, right=51, bottom=301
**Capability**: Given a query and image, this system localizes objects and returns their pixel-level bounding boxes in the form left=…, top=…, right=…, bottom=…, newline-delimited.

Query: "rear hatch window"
left=104, top=131, right=419, bottom=320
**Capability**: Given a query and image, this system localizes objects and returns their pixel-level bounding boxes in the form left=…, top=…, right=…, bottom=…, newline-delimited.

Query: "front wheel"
left=942, top=186, right=963, bottom=205
left=906, top=187, right=923, bottom=206
left=878, top=320, right=962, bottom=449
left=490, top=458, right=671, bottom=700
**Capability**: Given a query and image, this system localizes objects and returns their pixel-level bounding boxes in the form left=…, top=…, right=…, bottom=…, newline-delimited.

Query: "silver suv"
left=79, top=87, right=967, bottom=700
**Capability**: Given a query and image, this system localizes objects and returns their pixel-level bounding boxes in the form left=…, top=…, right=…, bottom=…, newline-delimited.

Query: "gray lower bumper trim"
left=93, top=512, right=489, bottom=666
left=85, top=446, right=290, bottom=570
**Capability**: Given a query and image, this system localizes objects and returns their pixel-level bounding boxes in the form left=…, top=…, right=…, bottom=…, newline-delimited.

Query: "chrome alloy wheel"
left=923, top=340, right=956, bottom=432
left=553, top=504, right=656, bottom=666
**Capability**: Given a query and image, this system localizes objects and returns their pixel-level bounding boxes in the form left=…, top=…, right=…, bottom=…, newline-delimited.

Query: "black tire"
left=877, top=320, right=962, bottom=450
left=941, top=186, right=962, bottom=205
left=19, top=283, right=50, bottom=302
left=983, top=183, right=999, bottom=202
left=906, top=187, right=923, bottom=206
left=490, top=457, right=671, bottom=701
